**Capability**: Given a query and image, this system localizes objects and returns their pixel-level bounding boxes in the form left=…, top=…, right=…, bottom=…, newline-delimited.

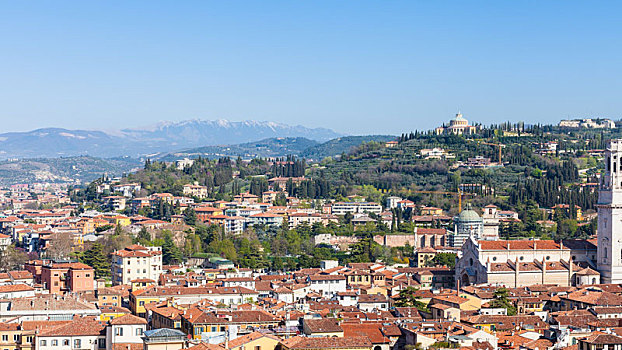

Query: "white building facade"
left=111, top=245, right=162, bottom=286
left=597, top=139, right=622, bottom=283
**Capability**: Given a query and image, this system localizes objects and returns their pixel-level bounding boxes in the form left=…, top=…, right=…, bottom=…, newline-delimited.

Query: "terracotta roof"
left=112, top=344, right=144, bottom=350
left=0, top=323, right=19, bottom=331
left=479, top=240, right=563, bottom=250
left=432, top=294, right=470, bottom=305
left=309, top=274, right=346, bottom=281
left=108, top=314, right=147, bottom=325
left=8, top=270, right=33, bottom=279
left=562, top=290, right=622, bottom=306
left=187, top=343, right=225, bottom=350
left=464, top=315, right=547, bottom=331
left=583, top=333, right=622, bottom=345
left=9, top=294, right=97, bottom=311
left=282, top=336, right=372, bottom=349
left=592, top=306, right=622, bottom=315
left=341, top=323, right=390, bottom=344
left=225, top=331, right=280, bottom=349
left=304, top=318, right=343, bottom=333
left=576, top=267, right=600, bottom=275
left=0, top=284, right=34, bottom=293
left=184, top=309, right=278, bottom=324
left=20, top=320, right=72, bottom=331
left=358, top=294, right=388, bottom=303
left=39, top=317, right=105, bottom=336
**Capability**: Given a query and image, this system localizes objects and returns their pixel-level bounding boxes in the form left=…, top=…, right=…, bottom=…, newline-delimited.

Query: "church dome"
left=457, top=204, right=481, bottom=222
left=450, top=113, right=468, bottom=127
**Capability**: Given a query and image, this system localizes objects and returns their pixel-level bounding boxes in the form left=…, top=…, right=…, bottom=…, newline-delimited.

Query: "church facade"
left=455, top=239, right=599, bottom=288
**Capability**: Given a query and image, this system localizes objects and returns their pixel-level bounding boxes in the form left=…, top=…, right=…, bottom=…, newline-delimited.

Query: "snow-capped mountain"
left=0, top=119, right=343, bottom=159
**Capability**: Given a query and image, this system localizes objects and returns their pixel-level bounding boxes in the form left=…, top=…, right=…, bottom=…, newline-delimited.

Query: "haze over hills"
left=155, top=135, right=395, bottom=161
left=0, top=119, right=344, bottom=159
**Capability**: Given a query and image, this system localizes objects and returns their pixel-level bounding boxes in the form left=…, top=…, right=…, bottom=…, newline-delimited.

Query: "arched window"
left=607, top=157, right=611, bottom=171
left=469, top=258, right=473, bottom=266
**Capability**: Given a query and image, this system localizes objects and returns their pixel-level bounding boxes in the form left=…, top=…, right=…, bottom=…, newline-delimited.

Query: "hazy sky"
left=1, top=1, right=621, bottom=135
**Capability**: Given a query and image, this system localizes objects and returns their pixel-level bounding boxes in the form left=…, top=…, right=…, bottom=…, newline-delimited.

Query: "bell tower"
left=597, top=139, right=622, bottom=283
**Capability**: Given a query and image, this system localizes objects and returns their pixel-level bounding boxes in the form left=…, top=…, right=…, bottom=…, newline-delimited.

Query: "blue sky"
left=0, top=1, right=621, bottom=135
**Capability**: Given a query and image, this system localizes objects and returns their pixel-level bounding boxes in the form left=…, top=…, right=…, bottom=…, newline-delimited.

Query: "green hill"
left=301, top=135, right=396, bottom=161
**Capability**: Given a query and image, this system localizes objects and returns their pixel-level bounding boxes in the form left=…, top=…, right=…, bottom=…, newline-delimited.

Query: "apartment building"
left=41, top=262, right=94, bottom=294
left=111, top=245, right=162, bottom=286
left=183, top=184, right=208, bottom=199
left=330, top=202, right=382, bottom=216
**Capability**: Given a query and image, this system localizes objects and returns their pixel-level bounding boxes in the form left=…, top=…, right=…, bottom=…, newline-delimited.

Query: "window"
left=98, top=339, right=106, bottom=349
left=139, top=301, right=145, bottom=306
left=492, top=257, right=497, bottom=261
left=27, top=336, right=33, bottom=343
left=1, top=335, right=7, bottom=342
left=255, top=347, right=261, bottom=350
left=136, top=328, right=143, bottom=336
left=115, top=327, right=123, bottom=336
left=13, top=335, right=19, bottom=342
left=63, top=340, right=69, bottom=346
left=40, top=340, right=47, bottom=347
left=74, top=340, right=81, bottom=349
left=52, top=340, right=58, bottom=347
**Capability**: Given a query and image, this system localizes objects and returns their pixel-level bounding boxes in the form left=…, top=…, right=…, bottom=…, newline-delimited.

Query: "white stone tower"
left=597, top=139, right=622, bottom=283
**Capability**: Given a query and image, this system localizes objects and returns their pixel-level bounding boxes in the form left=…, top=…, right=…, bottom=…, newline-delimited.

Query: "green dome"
left=457, top=204, right=481, bottom=222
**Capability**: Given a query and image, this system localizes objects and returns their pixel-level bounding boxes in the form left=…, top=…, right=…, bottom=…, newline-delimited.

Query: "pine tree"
left=80, top=243, right=110, bottom=278
left=185, top=208, right=197, bottom=226
left=137, top=227, right=151, bottom=243
left=162, top=232, right=183, bottom=265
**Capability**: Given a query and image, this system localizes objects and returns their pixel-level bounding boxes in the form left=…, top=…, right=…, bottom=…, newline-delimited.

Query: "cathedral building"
left=455, top=239, right=599, bottom=288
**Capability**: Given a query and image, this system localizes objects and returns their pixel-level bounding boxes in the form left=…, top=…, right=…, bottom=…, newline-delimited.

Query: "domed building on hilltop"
left=435, top=113, right=478, bottom=135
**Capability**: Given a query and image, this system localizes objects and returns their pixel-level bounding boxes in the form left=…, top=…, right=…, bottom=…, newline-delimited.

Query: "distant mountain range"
left=0, top=119, right=343, bottom=159
left=0, top=135, right=395, bottom=185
